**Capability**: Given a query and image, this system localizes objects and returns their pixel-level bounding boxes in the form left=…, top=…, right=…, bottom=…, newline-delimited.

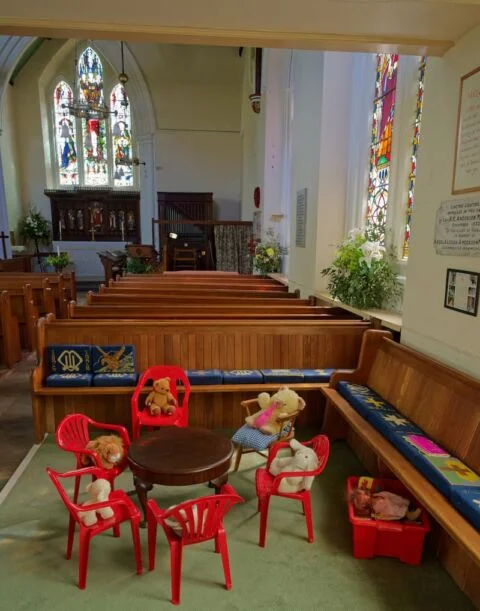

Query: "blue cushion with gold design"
left=336, top=381, right=392, bottom=419
left=45, top=373, right=92, bottom=387
left=47, top=345, right=91, bottom=375
left=300, top=369, right=335, bottom=382
left=367, top=408, right=423, bottom=444
left=92, top=345, right=136, bottom=374
left=93, top=373, right=138, bottom=387
left=260, top=369, right=304, bottom=383
left=186, top=369, right=223, bottom=385
left=223, top=370, right=263, bottom=384
left=450, top=487, right=480, bottom=531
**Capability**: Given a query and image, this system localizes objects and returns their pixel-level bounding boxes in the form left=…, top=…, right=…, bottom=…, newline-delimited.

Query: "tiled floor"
left=0, top=352, right=36, bottom=491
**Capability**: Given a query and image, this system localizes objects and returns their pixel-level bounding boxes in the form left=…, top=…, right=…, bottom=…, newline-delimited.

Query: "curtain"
left=214, top=225, right=253, bottom=274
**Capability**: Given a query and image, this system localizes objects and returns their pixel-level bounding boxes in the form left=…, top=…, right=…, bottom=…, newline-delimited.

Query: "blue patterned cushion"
left=93, top=373, right=138, bottom=387
left=232, top=424, right=284, bottom=451
left=336, top=381, right=393, bottom=419
left=300, top=369, right=335, bottom=382
left=45, top=373, right=92, bottom=387
left=47, top=345, right=91, bottom=374
left=186, top=369, right=223, bottom=385
left=260, top=369, right=304, bottom=383
left=91, top=345, right=136, bottom=374
left=367, top=408, right=423, bottom=444
left=450, top=487, right=480, bottom=531
left=222, top=370, right=263, bottom=384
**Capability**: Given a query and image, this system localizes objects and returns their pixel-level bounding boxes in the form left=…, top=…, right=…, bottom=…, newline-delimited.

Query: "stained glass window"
left=110, top=84, right=133, bottom=187
left=366, top=54, right=399, bottom=244
left=402, top=57, right=426, bottom=259
left=54, top=81, right=78, bottom=186
left=79, top=47, right=108, bottom=186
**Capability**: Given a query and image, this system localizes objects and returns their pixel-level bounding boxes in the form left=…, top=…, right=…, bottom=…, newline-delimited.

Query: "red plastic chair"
left=56, top=414, right=130, bottom=503
left=147, top=483, right=243, bottom=605
left=131, top=365, right=191, bottom=440
left=255, top=434, right=330, bottom=547
left=46, top=466, right=143, bottom=589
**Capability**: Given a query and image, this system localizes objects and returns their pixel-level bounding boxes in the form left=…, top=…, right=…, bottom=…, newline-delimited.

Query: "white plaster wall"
left=0, top=85, right=23, bottom=233
left=401, top=24, right=480, bottom=379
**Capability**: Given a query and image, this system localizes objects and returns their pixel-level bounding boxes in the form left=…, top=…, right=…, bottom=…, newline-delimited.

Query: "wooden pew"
left=321, top=330, right=480, bottom=606
left=0, top=271, right=76, bottom=301
left=115, top=276, right=282, bottom=285
left=0, top=291, right=22, bottom=368
left=0, top=278, right=55, bottom=321
left=31, top=316, right=371, bottom=442
left=0, top=272, right=75, bottom=316
left=100, top=285, right=300, bottom=299
left=111, top=279, right=288, bottom=292
left=87, top=292, right=311, bottom=306
left=0, top=284, right=38, bottom=350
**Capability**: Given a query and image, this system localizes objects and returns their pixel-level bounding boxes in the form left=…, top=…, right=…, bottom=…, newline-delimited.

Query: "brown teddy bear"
left=245, top=386, right=306, bottom=435
left=145, top=376, right=177, bottom=416
left=80, top=434, right=125, bottom=470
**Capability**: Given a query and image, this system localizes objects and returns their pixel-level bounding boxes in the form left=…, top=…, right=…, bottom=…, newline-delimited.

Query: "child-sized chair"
left=56, top=413, right=130, bottom=502
left=255, top=434, right=330, bottom=547
left=46, top=466, right=143, bottom=589
left=131, top=365, right=190, bottom=439
left=147, top=484, right=243, bottom=605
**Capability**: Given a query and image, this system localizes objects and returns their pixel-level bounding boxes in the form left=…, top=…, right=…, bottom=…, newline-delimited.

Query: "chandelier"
left=62, top=41, right=129, bottom=121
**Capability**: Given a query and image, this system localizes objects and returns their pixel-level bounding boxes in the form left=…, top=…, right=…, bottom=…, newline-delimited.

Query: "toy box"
left=347, top=476, right=431, bottom=565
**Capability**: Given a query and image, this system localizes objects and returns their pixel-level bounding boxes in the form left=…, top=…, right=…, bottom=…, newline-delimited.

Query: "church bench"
left=0, top=271, right=76, bottom=301
left=109, top=280, right=289, bottom=292
left=321, top=329, right=480, bottom=599
left=99, top=284, right=301, bottom=299
left=113, top=277, right=284, bottom=287
left=0, top=291, right=22, bottom=368
left=0, top=277, right=57, bottom=319
left=87, top=292, right=310, bottom=306
left=31, top=315, right=371, bottom=442
left=0, top=284, right=38, bottom=350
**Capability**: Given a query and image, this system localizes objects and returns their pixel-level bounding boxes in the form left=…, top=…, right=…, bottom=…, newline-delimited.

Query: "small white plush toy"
left=269, top=439, right=319, bottom=494
left=78, top=479, right=114, bottom=526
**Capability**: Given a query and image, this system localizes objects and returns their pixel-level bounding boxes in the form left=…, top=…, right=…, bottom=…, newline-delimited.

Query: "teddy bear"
left=245, top=386, right=306, bottom=435
left=269, top=438, right=319, bottom=493
left=80, top=434, right=125, bottom=470
left=145, top=376, right=177, bottom=416
left=78, top=479, right=114, bottom=526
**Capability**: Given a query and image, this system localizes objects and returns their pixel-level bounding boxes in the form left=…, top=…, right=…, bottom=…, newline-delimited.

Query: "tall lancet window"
left=54, top=81, right=78, bottom=186
left=110, top=84, right=133, bottom=187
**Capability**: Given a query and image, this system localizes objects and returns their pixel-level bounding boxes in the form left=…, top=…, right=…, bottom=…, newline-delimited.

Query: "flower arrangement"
left=46, top=252, right=71, bottom=272
left=251, top=228, right=286, bottom=275
left=321, top=228, right=401, bottom=309
left=19, top=208, right=51, bottom=253
left=126, top=257, right=153, bottom=274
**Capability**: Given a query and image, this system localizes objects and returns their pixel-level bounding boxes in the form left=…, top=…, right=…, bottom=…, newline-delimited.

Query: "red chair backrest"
left=131, top=365, right=191, bottom=419
left=46, top=466, right=105, bottom=523
left=56, top=413, right=92, bottom=453
left=306, top=434, right=330, bottom=476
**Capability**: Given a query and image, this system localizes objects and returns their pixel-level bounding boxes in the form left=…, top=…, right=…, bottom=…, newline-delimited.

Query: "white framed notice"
left=444, top=268, right=479, bottom=316
left=452, top=66, right=480, bottom=194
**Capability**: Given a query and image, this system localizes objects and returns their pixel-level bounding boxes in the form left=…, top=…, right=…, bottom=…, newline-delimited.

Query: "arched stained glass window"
left=54, top=81, right=78, bottom=186
left=110, top=84, right=133, bottom=187
left=366, top=54, right=399, bottom=244
left=79, top=47, right=108, bottom=186
left=402, top=57, right=426, bottom=259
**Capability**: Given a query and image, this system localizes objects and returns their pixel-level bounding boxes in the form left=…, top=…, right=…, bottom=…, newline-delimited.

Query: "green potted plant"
left=252, top=228, right=287, bottom=275
left=19, top=207, right=51, bottom=258
left=46, top=251, right=71, bottom=273
left=126, top=257, right=153, bottom=274
left=321, top=228, right=401, bottom=309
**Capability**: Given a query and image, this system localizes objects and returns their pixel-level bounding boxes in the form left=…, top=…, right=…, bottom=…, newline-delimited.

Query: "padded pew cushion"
left=93, top=373, right=138, bottom=387
left=232, top=424, right=287, bottom=451
left=260, top=369, right=304, bottom=383
left=336, top=381, right=394, bottom=419
left=300, top=369, right=335, bottom=382
left=222, top=370, right=263, bottom=384
left=91, top=345, right=136, bottom=374
left=186, top=369, right=223, bottom=385
left=45, top=373, right=93, bottom=387
left=367, top=408, right=423, bottom=444
left=450, top=487, right=480, bottom=531
left=47, top=345, right=91, bottom=374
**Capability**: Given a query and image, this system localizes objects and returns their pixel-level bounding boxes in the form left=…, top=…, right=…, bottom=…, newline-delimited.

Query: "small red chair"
left=46, top=466, right=143, bottom=589
left=147, top=484, right=243, bottom=605
left=255, top=434, right=330, bottom=547
left=56, top=413, right=130, bottom=503
left=131, top=365, right=191, bottom=440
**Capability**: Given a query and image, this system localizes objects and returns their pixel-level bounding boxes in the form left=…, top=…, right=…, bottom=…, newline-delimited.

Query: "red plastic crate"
left=347, top=476, right=431, bottom=565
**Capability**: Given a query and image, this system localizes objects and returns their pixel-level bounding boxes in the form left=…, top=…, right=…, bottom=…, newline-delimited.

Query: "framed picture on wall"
left=452, top=66, right=480, bottom=194
left=444, top=268, right=480, bottom=316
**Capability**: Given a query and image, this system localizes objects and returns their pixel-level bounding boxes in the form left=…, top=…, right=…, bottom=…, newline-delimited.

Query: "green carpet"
left=0, top=436, right=474, bottom=610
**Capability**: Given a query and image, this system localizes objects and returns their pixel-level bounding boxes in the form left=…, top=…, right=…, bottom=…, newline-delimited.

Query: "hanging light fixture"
left=118, top=41, right=129, bottom=109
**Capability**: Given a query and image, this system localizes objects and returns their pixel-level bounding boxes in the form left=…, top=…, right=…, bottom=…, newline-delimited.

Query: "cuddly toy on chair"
left=269, top=438, right=319, bottom=493
left=246, top=387, right=306, bottom=435
left=145, top=377, right=177, bottom=416
left=80, top=435, right=125, bottom=470
left=79, top=479, right=114, bottom=526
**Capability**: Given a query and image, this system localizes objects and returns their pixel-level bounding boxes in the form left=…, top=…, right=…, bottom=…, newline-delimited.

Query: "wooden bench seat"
left=0, top=271, right=76, bottom=301
left=87, top=292, right=310, bottom=306
left=0, top=277, right=57, bottom=318
left=100, top=285, right=300, bottom=299
left=31, top=315, right=370, bottom=443
left=0, top=291, right=21, bottom=368
left=321, top=329, right=480, bottom=605
left=0, top=284, right=38, bottom=350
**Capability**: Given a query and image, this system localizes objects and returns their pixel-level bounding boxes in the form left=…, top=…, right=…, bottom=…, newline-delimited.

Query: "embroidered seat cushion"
left=92, top=373, right=138, bottom=387
left=336, top=381, right=394, bottom=419
left=260, top=369, right=304, bottom=383
left=186, top=369, right=223, bottom=385
left=222, top=370, right=263, bottom=384
left=47, top=345, right=91, bottom=375
left=450, top=487, right=480, bottom=531
left=45, top=373, right=93, bottom=387
left=300, top=369, right=335, bottom=382
left=232, top=424, right=289, bottom=452
left=367, top=408, right=423, bottom=444
left=91, top=345, right=136, bottom=374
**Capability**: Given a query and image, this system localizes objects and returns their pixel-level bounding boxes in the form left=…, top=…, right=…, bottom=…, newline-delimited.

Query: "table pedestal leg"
left=133, top=476, right=153, bottom=528
left=209, top=472, right=229, bottom=494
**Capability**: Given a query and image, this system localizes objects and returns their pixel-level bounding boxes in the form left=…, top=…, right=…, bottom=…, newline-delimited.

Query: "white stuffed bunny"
left=269, top=439, right=319, bottom=494
left=78, top=478, right=114, bottom=526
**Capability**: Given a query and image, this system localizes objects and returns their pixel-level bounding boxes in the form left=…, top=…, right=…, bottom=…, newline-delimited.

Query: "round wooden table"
left=128, top=427, right=234, bottom=525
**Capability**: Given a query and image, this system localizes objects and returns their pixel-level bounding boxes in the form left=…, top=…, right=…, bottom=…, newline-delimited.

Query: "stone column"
left=0, top=147, right=12, bottom=259
left=137, top=135, right=157, bottom=245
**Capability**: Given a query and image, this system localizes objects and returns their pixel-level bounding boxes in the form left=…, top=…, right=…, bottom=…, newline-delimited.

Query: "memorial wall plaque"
left=295, top=188, right=307, bottom=248
left=434, top=197, right=480, bottom=256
